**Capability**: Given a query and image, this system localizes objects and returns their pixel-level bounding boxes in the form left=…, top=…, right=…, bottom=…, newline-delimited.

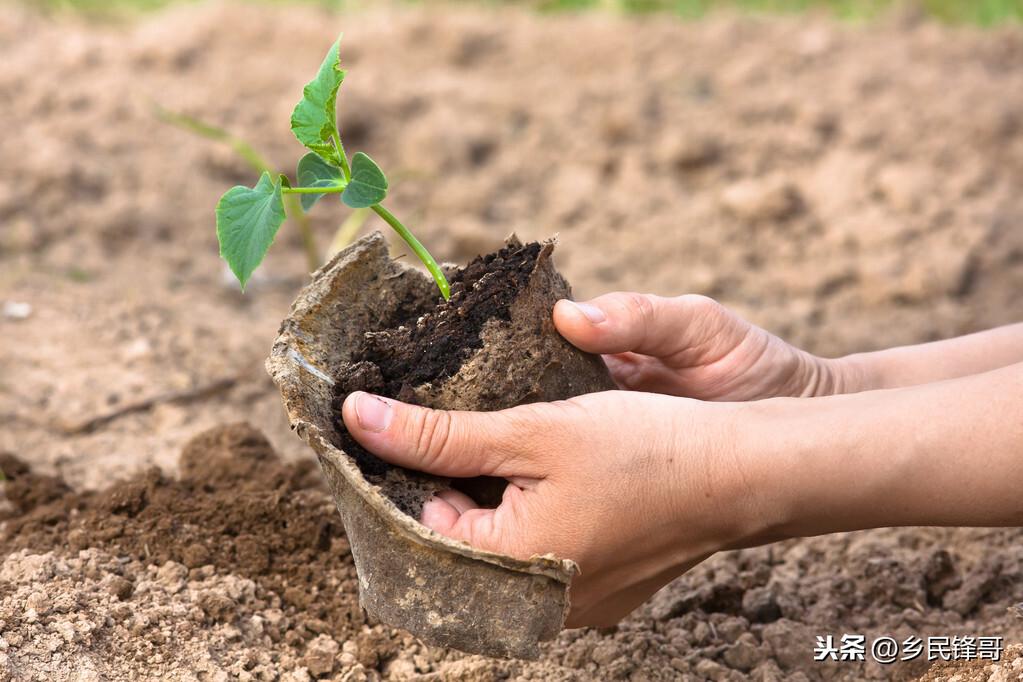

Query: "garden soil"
left=1, top=2, right=1022, bottom=679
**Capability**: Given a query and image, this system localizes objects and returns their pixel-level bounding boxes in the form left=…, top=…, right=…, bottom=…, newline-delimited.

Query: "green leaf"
left=290, top=37, right=345, bottom=164
left=296, top=152, right=344, bottom=211
left=342, top=152, right=388, bottom=208
left=215, top=171, right=286, bottom=290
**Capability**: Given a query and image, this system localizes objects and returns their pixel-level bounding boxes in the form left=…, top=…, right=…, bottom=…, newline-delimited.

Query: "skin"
left=341, top=292, right=1023, bottom=627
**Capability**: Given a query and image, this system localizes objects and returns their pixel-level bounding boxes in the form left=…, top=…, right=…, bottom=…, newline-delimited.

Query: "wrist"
left=826, top=353, right=886, bottom=393
left=782, top=348, right=863, bottom=398
left=654, top=399, right=783, bottom=556
left=716, top=367, right=1022, bottom=549
left=690, top=401, right=803, bottom=550
left=737, top=389, right=920, bottom=542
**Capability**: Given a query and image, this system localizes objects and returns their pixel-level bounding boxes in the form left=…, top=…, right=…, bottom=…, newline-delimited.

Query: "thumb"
left=554, top=292, right=739, bottom=360
left=341, top=392, right=541, bottom=479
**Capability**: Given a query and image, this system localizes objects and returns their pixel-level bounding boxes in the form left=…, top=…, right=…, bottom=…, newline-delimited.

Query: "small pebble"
left=1, top=301, right=31, bottom=320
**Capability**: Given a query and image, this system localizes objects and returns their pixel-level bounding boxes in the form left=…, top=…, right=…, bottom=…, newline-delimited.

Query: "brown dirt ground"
left=1, top=2, right=1022, bottom=680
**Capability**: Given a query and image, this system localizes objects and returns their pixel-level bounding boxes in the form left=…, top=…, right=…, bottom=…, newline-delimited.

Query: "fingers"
left=419, top=486, right=528, bottom=556
left=343, top=393, right=538, bottom=555
left=341, top=391, right=542, bottom=479
left=420, top=489, right=478, bottom=533
left=554, top=293, right=738, bottom=361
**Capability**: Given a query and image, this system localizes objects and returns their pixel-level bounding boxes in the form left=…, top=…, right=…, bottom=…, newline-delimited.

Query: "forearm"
left=829, top=323, right=1023, bottom=392
left=742, top=361, right=1023, bottom=541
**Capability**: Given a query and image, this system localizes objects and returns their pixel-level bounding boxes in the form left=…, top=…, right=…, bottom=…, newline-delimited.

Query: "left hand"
left=552, top=293, right=845, bottom=400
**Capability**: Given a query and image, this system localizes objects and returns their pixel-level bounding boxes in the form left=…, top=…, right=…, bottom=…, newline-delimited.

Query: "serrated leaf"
left=296, top=152, right=345, bottom=211
left=290, top=37, right=345, bottom=164
left=341, top=152, right=388, bottom=208
left=215, top=171, right=286, bottom=290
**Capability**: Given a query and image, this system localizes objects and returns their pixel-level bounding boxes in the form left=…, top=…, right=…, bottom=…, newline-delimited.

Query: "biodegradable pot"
left=267, top=231, right=615, bottom=659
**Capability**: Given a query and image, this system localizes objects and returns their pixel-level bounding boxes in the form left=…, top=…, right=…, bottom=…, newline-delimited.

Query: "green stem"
left=371, top=204, right=450, bottom=300
left=282, top=193, right=320, bottom=272
left=332, top=135, right=352, bottom=182
left=283, top=186, right=345, bottom=195
left=153, top=103, right=273, bottom=175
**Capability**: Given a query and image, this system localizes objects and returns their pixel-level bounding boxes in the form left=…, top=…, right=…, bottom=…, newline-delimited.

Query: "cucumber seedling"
left=158, top=103, right=322, bottom=272
left=215, top=37, right=451, bottom=299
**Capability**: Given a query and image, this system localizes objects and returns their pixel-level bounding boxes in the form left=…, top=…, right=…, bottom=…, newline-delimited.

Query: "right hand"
left=340, top=389, right=772, bottom=627
left=553, top=293, right=844, bottom=401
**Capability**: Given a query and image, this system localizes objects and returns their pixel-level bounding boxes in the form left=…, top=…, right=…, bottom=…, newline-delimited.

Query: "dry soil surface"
left=1, top=2, right=1022, bottom=680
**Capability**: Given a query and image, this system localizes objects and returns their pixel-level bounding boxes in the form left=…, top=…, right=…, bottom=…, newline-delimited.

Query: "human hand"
left=553, top=293, right=845, bottom=401
left=341, top=389, right=773, bottom=627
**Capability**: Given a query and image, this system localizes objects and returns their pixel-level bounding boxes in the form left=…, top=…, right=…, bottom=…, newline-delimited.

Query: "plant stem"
left=282, top=182, right=449, bottom=298
left=282, top=193, right=321, bottom=273
left=283, top=186, right=345, bottom=195
left=371, top=204, right=451, bottom=300
left=331, top=135, right=352, bottom=182
left=153, top=103, right=273, bottom=175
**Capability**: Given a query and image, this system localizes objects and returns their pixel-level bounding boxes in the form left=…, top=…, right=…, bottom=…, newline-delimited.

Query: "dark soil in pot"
left=331, top=237, right=615, bottom=515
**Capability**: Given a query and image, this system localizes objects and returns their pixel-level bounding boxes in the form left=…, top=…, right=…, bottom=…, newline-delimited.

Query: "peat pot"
left=267, top=231, right=614, bottom=658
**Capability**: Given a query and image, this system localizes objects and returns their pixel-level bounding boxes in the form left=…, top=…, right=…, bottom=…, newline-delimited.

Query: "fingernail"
left=421, top=496, right=447, bottom=530
left=354, top=392, right=393, bottom=432
left=572, top=301, right=606, bottom=324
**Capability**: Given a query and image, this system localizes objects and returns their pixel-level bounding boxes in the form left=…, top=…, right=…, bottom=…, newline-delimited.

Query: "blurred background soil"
left=0, top=1, right=1022, bottom=679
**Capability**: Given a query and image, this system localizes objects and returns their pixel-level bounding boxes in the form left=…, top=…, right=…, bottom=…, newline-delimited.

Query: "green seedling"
left=156, top=103, right=322, bottom=273
left=156, top=104, right=373, bottom=268
left=214, top=38, right=451, bottom=299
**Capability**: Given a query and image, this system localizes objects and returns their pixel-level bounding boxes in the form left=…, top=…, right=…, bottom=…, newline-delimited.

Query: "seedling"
left=158, top=103, right=321, bottom=272
left=215, top=37, right=451, bottom=299
left=158, top=103, right=372, bottom=266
